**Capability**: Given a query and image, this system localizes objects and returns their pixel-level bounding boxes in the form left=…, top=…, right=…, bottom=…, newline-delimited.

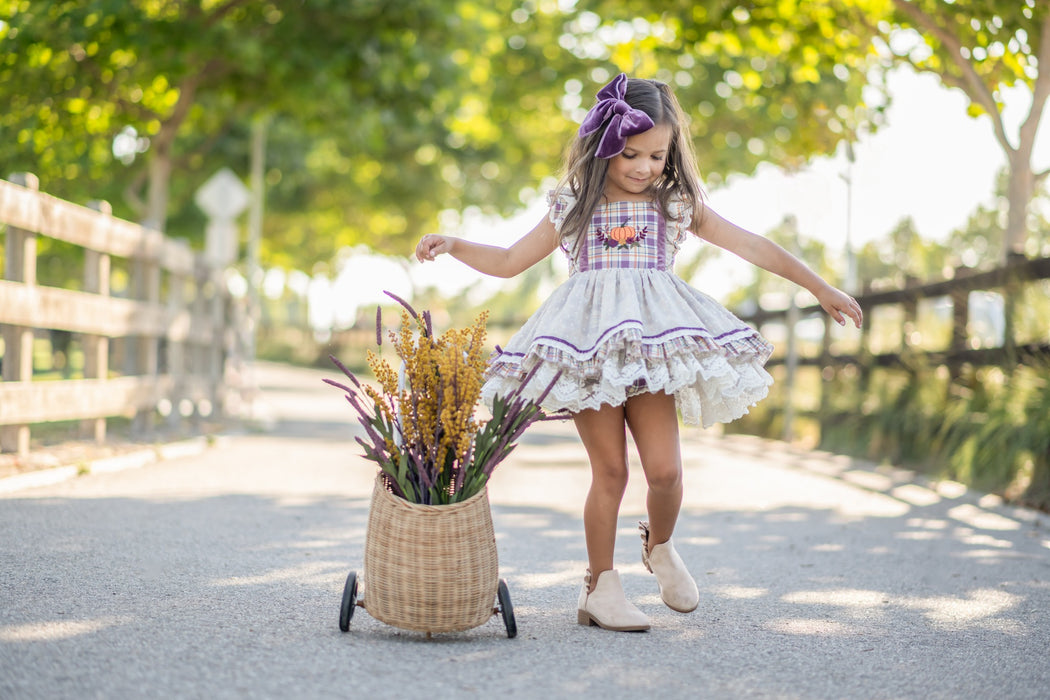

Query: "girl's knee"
left=644, top=463, right=682, bottom=492
left=592, top=462, right=629, bottom=493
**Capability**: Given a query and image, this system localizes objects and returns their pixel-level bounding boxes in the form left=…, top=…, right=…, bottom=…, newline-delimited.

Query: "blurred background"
left=1, top=0, right=1048, bottom=508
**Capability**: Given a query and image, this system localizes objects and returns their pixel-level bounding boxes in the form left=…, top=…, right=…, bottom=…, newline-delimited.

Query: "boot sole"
left=664, top=599, right=699, bottom=614
left=577, top=609, right=650, bottom=632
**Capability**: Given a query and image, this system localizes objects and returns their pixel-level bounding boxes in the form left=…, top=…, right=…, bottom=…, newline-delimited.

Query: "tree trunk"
left=999, top=151, right=1033, bottom=361
left=141, top=69, right=205, bottom=232
left=144, top=143, right=173, bottom=232
left=1003, top=149, right=1034, bottom=260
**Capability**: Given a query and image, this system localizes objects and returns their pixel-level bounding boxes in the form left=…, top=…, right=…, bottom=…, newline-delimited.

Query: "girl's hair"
left=555, top=77, right=706, bottom=244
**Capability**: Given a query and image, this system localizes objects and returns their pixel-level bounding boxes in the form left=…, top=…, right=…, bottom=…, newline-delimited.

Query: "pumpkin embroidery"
left=597, top=216, right=648, bottom=249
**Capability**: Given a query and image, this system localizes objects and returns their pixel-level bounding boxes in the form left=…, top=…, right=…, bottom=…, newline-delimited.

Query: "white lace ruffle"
left=480, top=267, right=774, bottom=428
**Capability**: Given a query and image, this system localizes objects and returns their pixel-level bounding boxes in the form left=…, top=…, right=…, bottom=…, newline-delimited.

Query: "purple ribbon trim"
left=495, top=321, right=758, bottom=359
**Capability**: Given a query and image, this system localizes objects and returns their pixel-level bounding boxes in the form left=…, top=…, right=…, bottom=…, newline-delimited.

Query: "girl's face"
left=603, top=124, right=672, bottom=200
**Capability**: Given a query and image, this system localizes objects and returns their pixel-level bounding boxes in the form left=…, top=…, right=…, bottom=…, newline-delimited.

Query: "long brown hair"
left=555, top=78, right=706, bottom=244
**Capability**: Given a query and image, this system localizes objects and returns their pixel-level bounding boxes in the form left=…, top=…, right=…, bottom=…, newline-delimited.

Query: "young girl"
left=415, top=73, right=863, bottom=632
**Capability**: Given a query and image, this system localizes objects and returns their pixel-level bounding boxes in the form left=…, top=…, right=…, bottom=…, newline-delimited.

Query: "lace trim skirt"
left=479, top=269, right=774, bottom=428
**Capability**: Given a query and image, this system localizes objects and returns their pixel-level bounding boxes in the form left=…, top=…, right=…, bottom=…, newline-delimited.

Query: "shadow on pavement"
left=1, top=471, right=1047, bottom=699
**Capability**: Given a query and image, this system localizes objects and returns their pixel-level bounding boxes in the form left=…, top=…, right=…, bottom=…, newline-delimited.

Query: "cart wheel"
left=497, top=578, right=517, bottom=638
left=339, top=571, right=358, bottom=632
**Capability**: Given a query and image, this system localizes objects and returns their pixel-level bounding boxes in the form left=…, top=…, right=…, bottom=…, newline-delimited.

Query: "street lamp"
left=839, top=141, right=857, bottom=293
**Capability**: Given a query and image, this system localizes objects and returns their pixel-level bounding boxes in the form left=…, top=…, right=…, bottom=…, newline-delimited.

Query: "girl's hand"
left=817, top=286, right=863, bottom=328
left=415, top=234, right=455, bottom=262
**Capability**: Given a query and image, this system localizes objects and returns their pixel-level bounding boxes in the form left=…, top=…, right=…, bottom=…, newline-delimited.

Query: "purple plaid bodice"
left=548, top=192, right=690, bottom=275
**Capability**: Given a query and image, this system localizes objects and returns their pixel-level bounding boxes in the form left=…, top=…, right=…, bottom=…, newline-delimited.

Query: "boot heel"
left=575, top=569, right=650, bottom=631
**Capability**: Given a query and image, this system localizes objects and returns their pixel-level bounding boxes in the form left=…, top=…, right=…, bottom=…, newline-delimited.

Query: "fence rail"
left=735, top=253, right=1050, bottom=439
left=0, top=174, right=243, bottom=455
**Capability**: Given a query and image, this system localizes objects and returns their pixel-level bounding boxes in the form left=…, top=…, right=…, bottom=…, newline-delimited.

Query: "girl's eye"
left=622, top=153, right=636, bottom=159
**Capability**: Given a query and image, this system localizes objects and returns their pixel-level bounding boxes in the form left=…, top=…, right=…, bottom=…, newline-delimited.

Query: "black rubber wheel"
left=497, top=578, right=517, bottom=638
left=338, top=571, right=358, bottom=632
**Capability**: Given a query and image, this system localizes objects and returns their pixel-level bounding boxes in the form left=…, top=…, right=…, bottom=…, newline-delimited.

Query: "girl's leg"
left=572, top=403, right=629, bottom=590
left=625, top=390, right=699, bottom=613
left=624, top=390, right=683, bottom=546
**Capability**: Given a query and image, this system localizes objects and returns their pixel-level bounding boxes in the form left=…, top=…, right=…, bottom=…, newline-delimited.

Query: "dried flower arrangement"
left=325, top=292, right=557, bottom=505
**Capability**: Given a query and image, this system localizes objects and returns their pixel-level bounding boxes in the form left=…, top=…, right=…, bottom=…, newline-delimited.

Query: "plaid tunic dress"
left=481, top=189, right=774, bottom=427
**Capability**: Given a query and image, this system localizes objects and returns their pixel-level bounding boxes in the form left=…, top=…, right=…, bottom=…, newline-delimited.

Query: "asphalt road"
left=2, top=361, right=1048, bottom=699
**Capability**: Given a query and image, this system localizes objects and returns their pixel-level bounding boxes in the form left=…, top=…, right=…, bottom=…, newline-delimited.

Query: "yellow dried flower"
left=366, top=350, right=399, bottom=396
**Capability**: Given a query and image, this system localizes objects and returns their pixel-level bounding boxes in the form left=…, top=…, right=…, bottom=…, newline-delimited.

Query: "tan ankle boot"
left=640, top=521, right=699, bottom=613
left=576, top=569, right=650, bottom=631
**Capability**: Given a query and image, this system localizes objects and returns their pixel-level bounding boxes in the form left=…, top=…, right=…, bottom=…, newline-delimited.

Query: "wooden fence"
left=736, top=253, right=1050, bottom=439
left=0, top=174, right=245, bottom=455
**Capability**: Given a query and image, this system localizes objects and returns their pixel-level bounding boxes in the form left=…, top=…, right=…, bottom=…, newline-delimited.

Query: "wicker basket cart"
left=338, top=475, right=516, bottom=638
left=326, top=296, right=548, bottom=640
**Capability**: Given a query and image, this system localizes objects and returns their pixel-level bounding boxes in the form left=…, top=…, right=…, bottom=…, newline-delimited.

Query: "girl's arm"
left=695, top=208, right=863, bottom=328
left=414, top=215, right=560, bottom=278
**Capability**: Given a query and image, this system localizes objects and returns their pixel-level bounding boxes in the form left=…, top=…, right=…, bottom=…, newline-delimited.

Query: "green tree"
left=0, top=0, right=575, bottom=265
left=854, top=217, right=951, bottom=286
left=875, top=0, right=1050, bottom=260
left=566, top=0, right=889, bottom=184
left=945, top=169, right=1050, bottom=268
left=724, top=214, right=837, bottom=311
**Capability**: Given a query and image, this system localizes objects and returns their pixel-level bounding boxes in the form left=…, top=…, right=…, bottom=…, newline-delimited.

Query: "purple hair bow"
left=578, top=73, right=655, bottom=159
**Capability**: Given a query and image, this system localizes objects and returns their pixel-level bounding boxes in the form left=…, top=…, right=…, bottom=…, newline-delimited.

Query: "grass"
left=789, top=359, right=1050, bottom=512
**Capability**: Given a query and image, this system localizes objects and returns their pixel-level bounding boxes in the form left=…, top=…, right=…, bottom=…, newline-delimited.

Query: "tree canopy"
left=875, top=0, right=1049, bottom=258
left=2, top=0, right=1045, bottom=275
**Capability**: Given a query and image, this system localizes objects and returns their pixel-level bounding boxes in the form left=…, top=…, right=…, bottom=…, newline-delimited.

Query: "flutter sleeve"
left=546, top=188, right=577, bottom=234
left=665, top=194, right=695, bottom=257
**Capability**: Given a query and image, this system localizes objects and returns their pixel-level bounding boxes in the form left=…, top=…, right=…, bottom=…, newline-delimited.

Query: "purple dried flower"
left=322, top=377, right=354, bottom=394
left=422, top=310, right=433, bottom=339
left=327, top=355, right=363, bottom=388
left=383, top=290, right=418, bottom=320
left=534, top=369, right=563, bottom=404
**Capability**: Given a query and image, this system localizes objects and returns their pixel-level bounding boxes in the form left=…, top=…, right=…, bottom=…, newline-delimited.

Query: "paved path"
left=2, top=362, right=1048, bottom=699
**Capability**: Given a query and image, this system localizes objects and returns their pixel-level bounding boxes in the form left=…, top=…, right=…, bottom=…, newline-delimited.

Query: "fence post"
left=81, top=200, right=113, bottom=444
left=901, top=275, right=919, bottom=353
left=165, top=259, right=186, bottom=429
left=857, top=281, right=874, bottom=395
left=949, top=267, right=970, bottom=381
left=817, top=313, right=834, bottom=442
left=1001, top=253, right=1026, bottom=368
left=190, top=265, right=210, bottom=421
left=130, top=252, right=161, bottom=435
left=782, top=297, right=800, bottom=442
left=208, top=271, right=225, bottom=421
left=1, top=173, right=40, bottom=455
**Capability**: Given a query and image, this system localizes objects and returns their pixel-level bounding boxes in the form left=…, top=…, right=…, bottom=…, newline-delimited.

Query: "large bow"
left=578, top=73, right=655, bottom=159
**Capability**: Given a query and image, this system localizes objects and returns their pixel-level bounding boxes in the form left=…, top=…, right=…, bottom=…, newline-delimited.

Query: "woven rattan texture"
left=363, top=476, right=499, bottom=633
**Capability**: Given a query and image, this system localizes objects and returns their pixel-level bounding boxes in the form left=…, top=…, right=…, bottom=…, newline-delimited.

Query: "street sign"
left=196, top=168, right=250, bottom=267
left=195, top=168, right=250, bottom=221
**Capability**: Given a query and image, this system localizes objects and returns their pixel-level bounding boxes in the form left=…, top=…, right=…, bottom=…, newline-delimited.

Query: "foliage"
left=944, top=170, right=1050, bottom=265
left=324, top=293, right=557, bottom=505
left=874, top=0, right=1050, bottom=257
left=0, top=0, right=577, bottom=266
left=723, top=214, right=839, bottom=311
left=567, top=0, right=889, bottom=185
left=816, top=359, right=1050, bottom=511
left=855, top=216, right=951, bottom=284
left=5, top=0, right=1047, bottom=277
left=0, top=0, right=903, bottom=278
